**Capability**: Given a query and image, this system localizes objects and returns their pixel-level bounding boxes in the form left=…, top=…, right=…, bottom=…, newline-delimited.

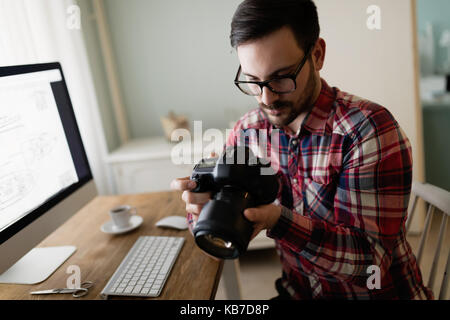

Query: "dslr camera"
left=190, top=146, right=279, bottom=259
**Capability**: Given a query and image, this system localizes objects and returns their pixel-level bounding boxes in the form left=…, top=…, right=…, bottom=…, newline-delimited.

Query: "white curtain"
left=0, top=0, right=112, bottom=194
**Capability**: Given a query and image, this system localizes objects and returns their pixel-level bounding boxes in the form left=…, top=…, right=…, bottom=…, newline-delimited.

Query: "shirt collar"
left=280, top=78, right=335, bottom=137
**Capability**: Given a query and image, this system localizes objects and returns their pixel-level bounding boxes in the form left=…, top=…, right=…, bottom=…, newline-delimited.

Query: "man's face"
left=237, top=26, right=318, bottom=128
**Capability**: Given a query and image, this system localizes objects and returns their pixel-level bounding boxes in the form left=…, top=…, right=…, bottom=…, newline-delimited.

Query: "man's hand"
left=170, top=152, right=218, bottom=222
left=170, top=177, right=211, bottom=224
left=243, top=204, right=282, bottom=240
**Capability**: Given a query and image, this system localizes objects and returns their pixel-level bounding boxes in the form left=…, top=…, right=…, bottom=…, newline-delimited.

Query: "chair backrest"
left=406, top=182, right=450, bottom=300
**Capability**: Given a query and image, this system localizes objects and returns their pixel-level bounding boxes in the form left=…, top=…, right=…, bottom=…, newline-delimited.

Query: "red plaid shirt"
left=221, top=78, right=433, bottom=300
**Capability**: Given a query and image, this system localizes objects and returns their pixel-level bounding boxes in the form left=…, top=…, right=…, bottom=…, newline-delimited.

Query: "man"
left=171, top=0, right=433, bottom=300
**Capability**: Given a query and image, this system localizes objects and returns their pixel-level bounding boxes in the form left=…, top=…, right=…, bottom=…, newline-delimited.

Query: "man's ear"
left=311, top=38, right=326, bottom=71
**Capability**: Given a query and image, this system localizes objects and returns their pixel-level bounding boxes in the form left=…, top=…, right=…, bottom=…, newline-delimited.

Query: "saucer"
left=100, top=215, right=143, bottom=235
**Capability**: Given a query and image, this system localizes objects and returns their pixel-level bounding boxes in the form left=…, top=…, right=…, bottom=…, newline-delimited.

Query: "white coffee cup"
left=109, top=205, right=137, bottom=229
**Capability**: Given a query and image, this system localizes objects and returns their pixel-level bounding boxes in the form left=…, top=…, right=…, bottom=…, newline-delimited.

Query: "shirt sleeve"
left=267, top=109, right=413, bottom=284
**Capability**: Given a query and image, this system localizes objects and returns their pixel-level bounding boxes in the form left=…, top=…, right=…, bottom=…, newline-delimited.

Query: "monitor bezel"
left=0, top=62, right=93, bottom=245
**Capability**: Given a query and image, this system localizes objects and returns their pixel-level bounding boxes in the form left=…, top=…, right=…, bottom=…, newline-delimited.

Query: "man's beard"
left=260, top=65, right=317, bottom=128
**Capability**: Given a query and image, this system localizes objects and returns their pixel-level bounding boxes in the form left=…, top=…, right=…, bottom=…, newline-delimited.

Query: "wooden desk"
left=0, top=191, right=223, bottom=300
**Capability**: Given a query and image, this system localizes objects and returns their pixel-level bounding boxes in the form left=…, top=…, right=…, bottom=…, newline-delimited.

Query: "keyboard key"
left=124, top=286, right=133, bottom=293
left=154, top=280, right=163, bottom=286
left=160, top=262, right=171, bottom=274
left=133, top=285, right=142, bottom=294
left=151, top=283, right=161, bottom=290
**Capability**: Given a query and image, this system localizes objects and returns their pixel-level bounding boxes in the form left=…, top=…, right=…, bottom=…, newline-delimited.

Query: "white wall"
left=104, top=0, right=254, bottom=138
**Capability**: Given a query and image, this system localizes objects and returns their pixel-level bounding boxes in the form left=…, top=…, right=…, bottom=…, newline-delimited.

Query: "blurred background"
left=416, top=0, right=450, bottom=193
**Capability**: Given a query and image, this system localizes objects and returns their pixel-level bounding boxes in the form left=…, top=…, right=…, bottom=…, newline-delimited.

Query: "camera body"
left=191, top=146, right=279, bottom=259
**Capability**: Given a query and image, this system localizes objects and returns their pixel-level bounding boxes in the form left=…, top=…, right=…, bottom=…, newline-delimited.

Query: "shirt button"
left=292, top=178, right=298, bottom=184
left=291, top=139, right=297, bottom=146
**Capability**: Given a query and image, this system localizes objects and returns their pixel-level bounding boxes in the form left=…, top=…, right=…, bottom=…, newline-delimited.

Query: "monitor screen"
left=0, top=63, right=92, bottom=243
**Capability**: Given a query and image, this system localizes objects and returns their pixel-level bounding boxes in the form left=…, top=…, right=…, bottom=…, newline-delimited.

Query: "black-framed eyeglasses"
left=234, top=46, right=313, bottom=96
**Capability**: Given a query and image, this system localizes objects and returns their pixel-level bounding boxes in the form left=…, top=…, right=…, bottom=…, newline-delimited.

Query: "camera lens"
left=193, top=186, right=253, bottom=259
left=195, top=230, right=239, bottom=259
left=204, top=234, right=234, bottom=249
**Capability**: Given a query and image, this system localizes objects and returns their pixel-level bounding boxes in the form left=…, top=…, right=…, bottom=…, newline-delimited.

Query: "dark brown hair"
left=230, top=0, right=320, bottom=51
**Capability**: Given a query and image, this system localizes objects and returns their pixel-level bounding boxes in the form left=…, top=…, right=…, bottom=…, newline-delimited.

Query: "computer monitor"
left=0, top=62, right=97, bottom=284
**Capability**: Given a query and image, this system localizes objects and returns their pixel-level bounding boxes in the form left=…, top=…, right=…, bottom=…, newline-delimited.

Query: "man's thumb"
left=243, top=208, right=257, bottom=221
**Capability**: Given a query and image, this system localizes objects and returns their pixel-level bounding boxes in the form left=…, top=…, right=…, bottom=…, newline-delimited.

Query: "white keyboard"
left=100, top=236, right=184, bottom=299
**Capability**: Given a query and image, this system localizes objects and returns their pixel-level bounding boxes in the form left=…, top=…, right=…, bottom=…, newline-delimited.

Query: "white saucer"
left=100, top=215, right=143, bottom=235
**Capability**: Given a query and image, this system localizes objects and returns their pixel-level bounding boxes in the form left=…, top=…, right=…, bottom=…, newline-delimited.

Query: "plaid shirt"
left=220, top=78, right=433, bottom=300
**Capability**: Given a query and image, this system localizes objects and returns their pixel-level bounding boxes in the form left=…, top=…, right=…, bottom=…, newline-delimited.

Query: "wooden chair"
left=406, top=182, right=450, bottom=299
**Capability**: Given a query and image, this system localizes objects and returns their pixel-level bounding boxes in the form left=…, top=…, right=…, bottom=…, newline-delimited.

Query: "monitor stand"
left=0, top=246, right=76, bottom=284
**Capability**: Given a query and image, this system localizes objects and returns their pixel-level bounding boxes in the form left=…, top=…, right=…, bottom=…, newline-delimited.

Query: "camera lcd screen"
left=198, top=158, right=217, bottom=168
